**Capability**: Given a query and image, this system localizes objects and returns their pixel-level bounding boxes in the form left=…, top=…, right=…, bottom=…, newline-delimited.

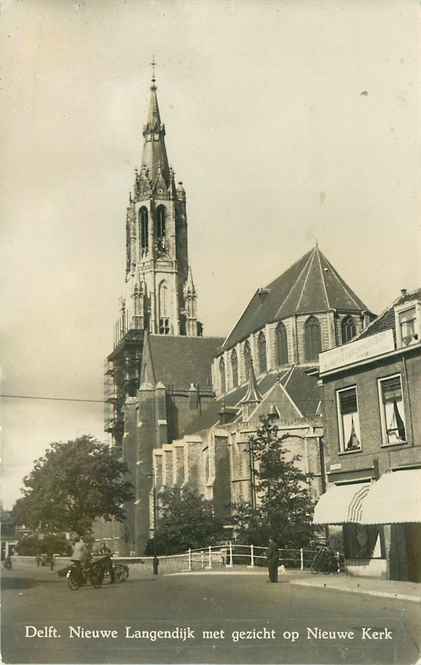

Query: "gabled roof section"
left=358, top=288, right=421, bottom=340
left=143, top=335, right=224, bottom=390
left=282, top=366, right=321, bottom=418
left=221, top=245, right=371, bottom=351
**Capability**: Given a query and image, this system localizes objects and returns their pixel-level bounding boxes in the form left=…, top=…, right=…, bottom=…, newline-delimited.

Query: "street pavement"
left=2, top=565, right=420, bottom=665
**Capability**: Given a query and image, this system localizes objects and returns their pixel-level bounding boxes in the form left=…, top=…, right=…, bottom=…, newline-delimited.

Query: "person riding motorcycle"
left=96, top=543, right=115, bottom=584
left=71, top=536, right=89, bottom=581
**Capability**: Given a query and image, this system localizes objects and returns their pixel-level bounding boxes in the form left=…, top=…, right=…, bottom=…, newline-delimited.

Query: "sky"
left=1, top=0, right=420, bottom=509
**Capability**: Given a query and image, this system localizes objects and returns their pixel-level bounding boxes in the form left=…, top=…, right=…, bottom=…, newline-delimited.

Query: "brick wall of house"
left=323, top=350, right=421, bottom=482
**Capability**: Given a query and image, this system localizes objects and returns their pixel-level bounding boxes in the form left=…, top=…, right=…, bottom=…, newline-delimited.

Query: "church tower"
left=122, top=68, right=201, bottom=338
left=105, top=68, right=202, bottom=447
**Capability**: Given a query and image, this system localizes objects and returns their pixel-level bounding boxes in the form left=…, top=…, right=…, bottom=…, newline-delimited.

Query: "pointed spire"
left=184, top=265, right=196, bottom=297
left=240, top=353, right=262, bottom=406
left=141, top=58, right=170, bottom=186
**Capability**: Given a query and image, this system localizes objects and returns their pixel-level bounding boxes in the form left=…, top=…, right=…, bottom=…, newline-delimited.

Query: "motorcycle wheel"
left=90, top=571, right=103, bottom=589
left=67, top=571, right=80, bottom=591
left=114, top=563, right=129, bottom=583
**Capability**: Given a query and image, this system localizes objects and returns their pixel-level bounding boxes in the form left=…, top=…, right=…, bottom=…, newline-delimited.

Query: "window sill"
left=338, top=449, right=363, bottom=456
left=380, top=441, right=407, bottom=448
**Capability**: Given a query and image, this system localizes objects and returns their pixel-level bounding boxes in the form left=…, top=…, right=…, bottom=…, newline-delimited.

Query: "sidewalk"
left=169, top=567, right=421, bottom=603
left=288, top=570, right=421, bottom=604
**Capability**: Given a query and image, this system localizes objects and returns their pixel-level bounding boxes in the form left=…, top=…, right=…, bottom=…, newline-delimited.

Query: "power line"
left=0, top=394, right=105, bottom=404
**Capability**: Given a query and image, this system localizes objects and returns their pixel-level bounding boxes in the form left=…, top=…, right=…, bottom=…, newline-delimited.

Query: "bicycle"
left=310, top=546, right=343, bottom=574
left=113, top=562, right=129, bottom=583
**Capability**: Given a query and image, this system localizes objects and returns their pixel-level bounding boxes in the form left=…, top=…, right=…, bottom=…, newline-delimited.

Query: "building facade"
left=314, top=288, right=421, bottom=582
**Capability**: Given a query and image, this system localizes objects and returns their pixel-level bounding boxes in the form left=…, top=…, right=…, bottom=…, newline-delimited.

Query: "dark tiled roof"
left=183, top=400, right=221, bottom=435
left=222, top=246, right=371, bottom=351
left=358, top=288, right=421, bottom=340
left=148, top=335, right=224, bottom=389
left=284, top=366, right=320, bottom=417
left=183, top=370, right=290, bottom=435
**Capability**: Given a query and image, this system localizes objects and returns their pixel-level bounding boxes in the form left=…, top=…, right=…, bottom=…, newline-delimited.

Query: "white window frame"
left=377, top=373, right=407, bottom=446
left=336, top=385, right=362, bottom=454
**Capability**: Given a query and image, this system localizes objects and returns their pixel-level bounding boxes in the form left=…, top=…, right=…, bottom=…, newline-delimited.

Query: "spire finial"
left=150, top=55, right=157, bottom=88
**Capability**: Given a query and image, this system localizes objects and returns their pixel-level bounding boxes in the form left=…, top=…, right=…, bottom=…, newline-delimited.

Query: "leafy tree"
left=16, top=534, right=71, bottom=556
left=233, top=416, right=315, bottom=547
left=13, top=436, right=134, bottom=537
left=151, top=486, right=225, bottom=555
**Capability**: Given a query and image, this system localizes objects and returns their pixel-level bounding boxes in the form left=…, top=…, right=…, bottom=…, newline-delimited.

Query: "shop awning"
left=361, top=469, right=421, bottom=524
left=313, top=482, right=371, bottom=525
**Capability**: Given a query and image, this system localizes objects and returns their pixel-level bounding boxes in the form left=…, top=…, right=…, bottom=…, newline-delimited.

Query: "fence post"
left=207, top=546, right=212, bottom=569
left=300, top=547, right=304, bottom=571
left=201, top=550, right=204, bottom=569
left=336, top=551, right=340, bottom=574
left=228, top=541, right=233, bottom=568
left=250, top=544, right=254, bottom=567
left=188, top=548, right=192, bottom=571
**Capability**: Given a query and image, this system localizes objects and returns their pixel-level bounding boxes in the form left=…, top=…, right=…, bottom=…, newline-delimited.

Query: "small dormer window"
left=399, top=307, right=416, bottom=344
left=395, top=299, right=421, bottom=347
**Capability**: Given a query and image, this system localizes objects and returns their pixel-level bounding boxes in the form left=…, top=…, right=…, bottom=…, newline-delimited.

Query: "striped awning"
left=361, top=469, right=421, bottom=524
left=313, top=482, right=371, bottom=525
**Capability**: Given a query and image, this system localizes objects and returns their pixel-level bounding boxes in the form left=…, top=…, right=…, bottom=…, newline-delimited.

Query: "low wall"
left=8, top=555, right=192, bottom=578
left=345, top=558, right=387, bottom=578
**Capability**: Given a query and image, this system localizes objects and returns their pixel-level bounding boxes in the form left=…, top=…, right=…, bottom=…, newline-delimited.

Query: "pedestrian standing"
left=48, top=553, right=55, bottom=571
left=152, top=554, right=159, bottom=576
left=266, top=538, right=280, bottom=583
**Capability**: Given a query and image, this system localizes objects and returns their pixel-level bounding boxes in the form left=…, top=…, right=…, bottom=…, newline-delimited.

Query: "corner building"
left=314, top=288, right=421, bottom=581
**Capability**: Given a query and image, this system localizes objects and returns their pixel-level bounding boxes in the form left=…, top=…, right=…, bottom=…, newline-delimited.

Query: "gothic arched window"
left=258, top=331, right=267, bottom=374
left=139, top=207, right=148, bottom=254
left=342, top=316, right=356, bottom=344
left=231, top=349, right=239, bottom=388
left=276, top=322, right=288, bottom=365
left=158, top=281, right=169, bottom=335
left=304, top=316, right=322, bottom=361
left=156, top=205, right=166, bottom=242
left=243, top=341, right=252, bottom=380
left=219, top=357, right=226, bottom=394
